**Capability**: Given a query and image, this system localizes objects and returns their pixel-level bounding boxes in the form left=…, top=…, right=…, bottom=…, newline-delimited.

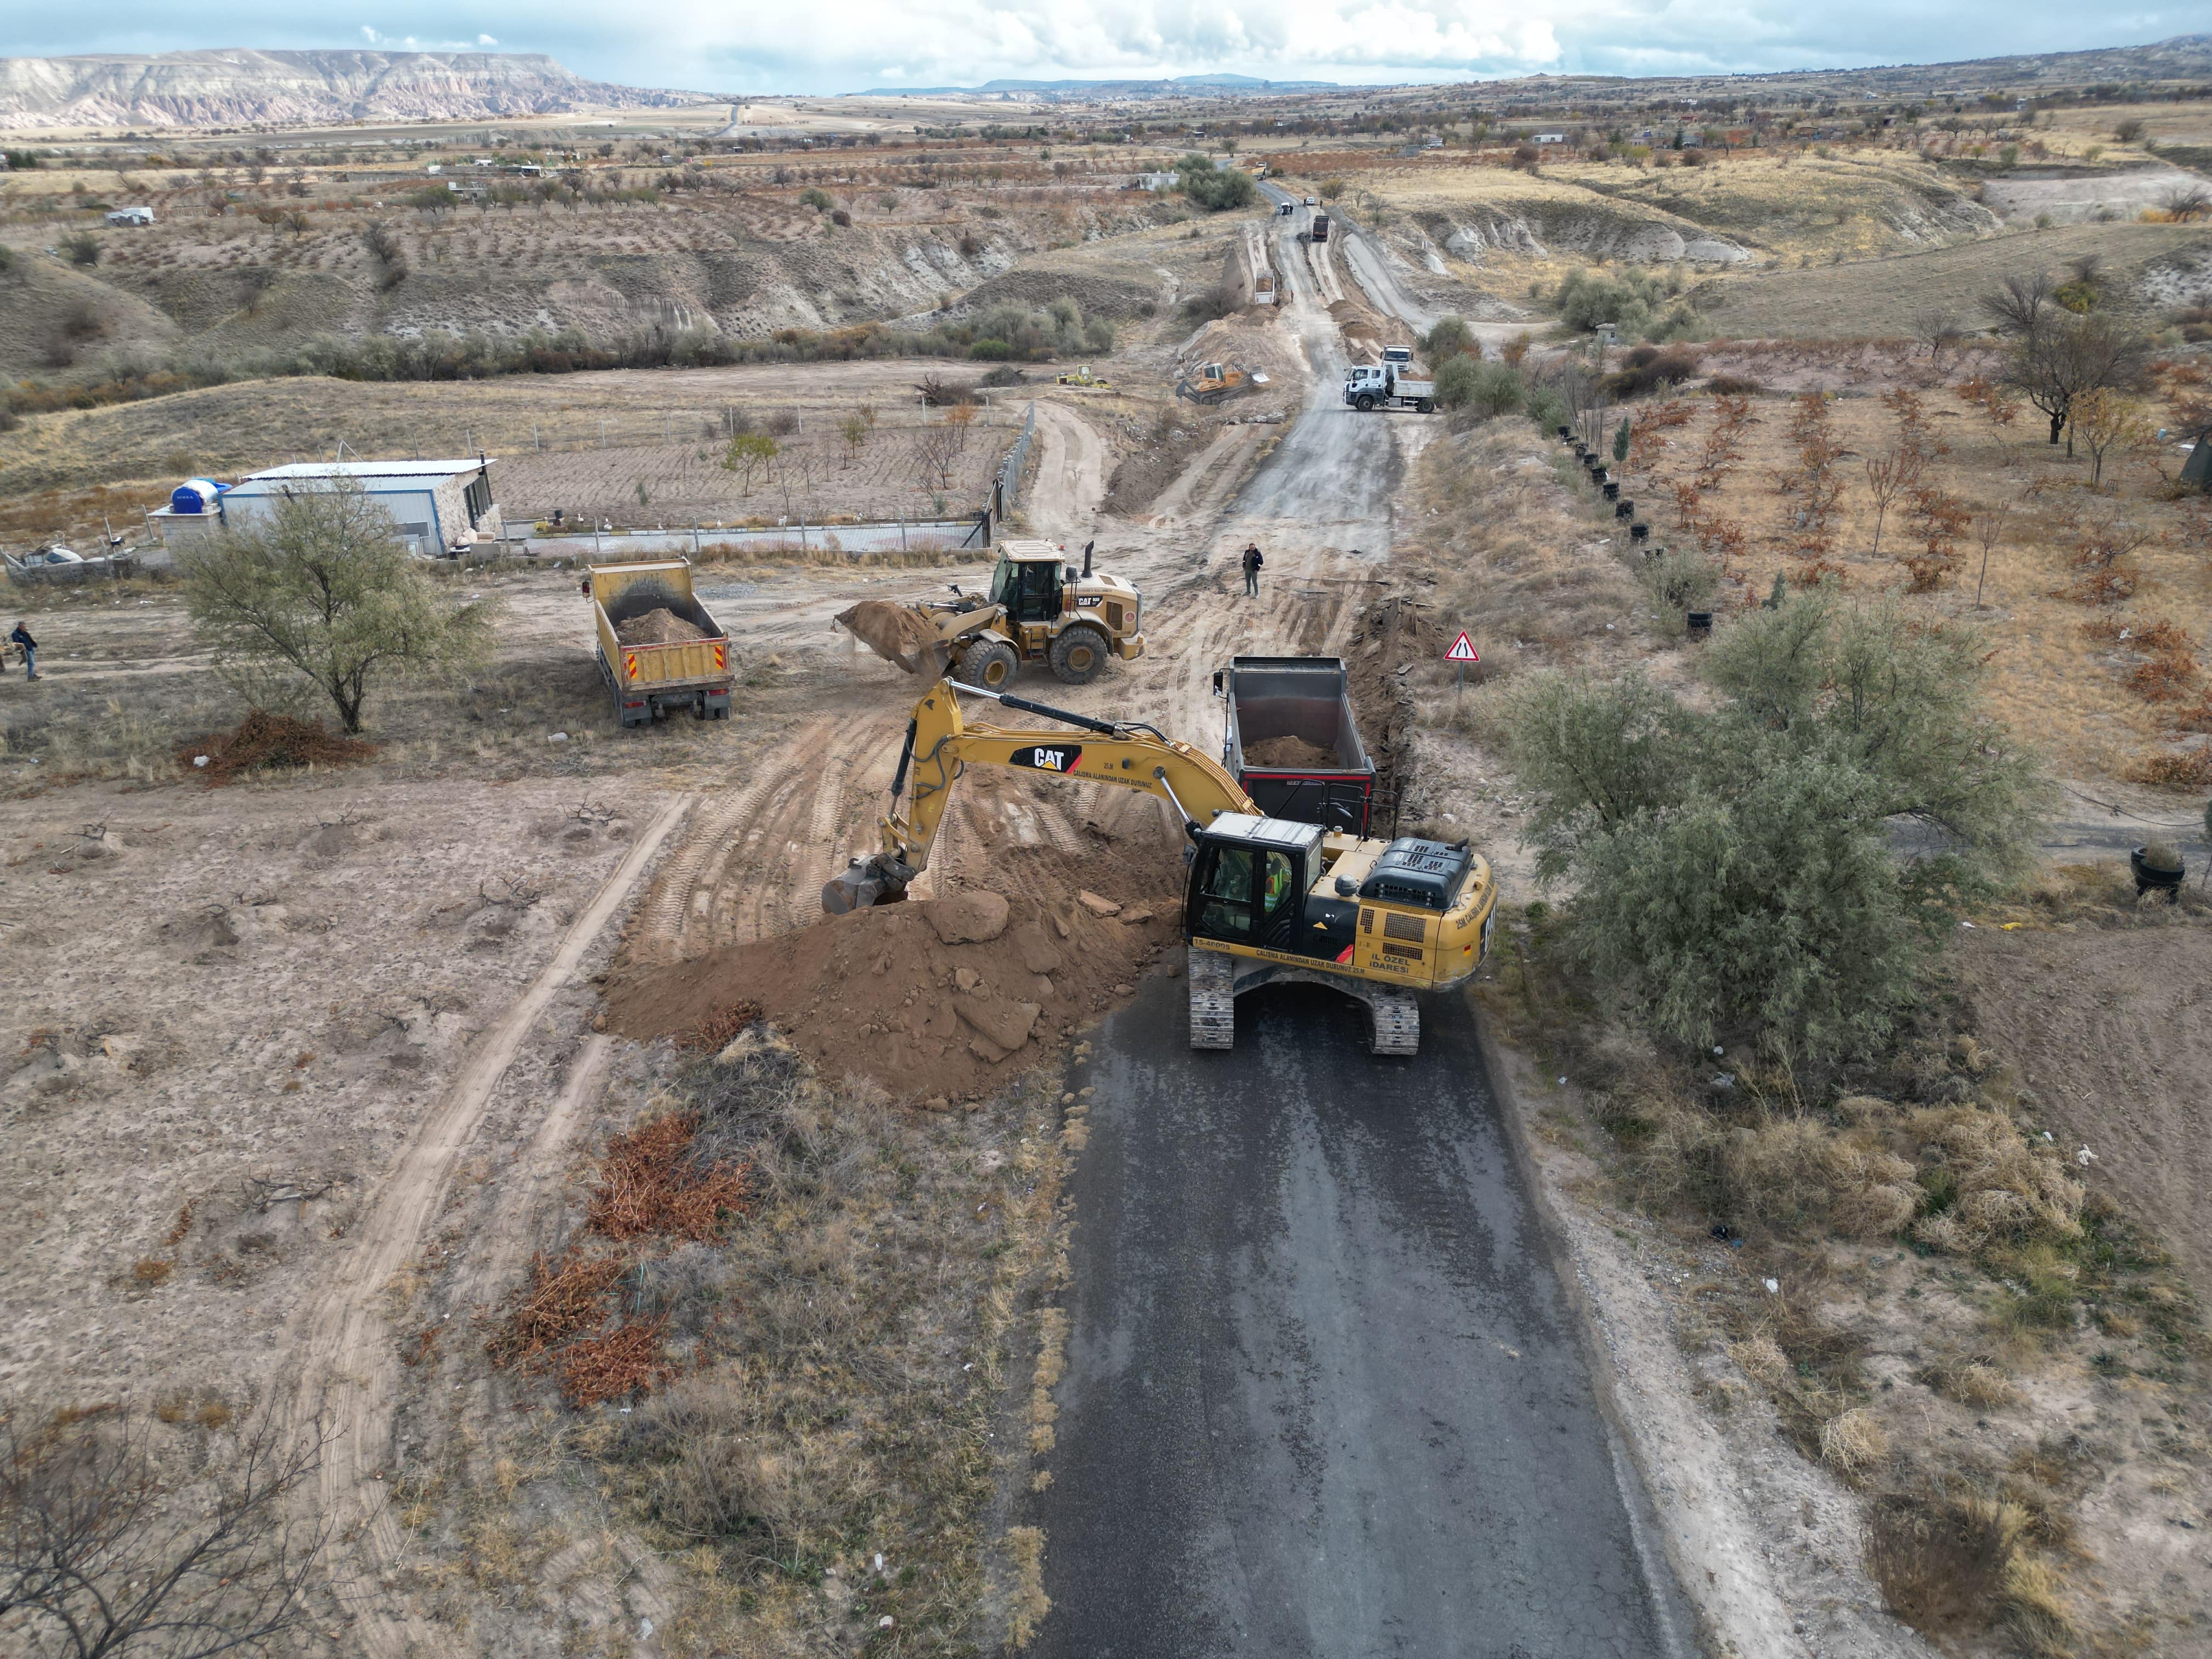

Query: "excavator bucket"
left=822, top=853, right=913, bottom=915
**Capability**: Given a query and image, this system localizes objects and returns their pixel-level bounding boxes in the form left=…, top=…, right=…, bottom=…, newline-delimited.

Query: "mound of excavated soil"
left=836, top=600, right=948, bottom=675
left=604, top=885, right=1179, bottom=1104
left=614, top=607, right=707, bottom=646
left=1243, top=735, right=1342, bottom=768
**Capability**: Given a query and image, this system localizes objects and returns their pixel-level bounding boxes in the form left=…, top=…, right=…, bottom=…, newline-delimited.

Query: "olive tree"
left=180, top=484, right=496, bottom=733
left=1499, top=589, right=2046, bottom=1060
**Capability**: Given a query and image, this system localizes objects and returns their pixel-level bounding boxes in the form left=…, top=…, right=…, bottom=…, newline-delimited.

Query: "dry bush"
left=2133, top=743, right=2212, bottom=786
left=586, top=1111, right=751, bottom=1244
left=1865, top=1494, right=2024, bottom=1637
left=1720, top=1119, right=1920, bottom=1239
left=1904, top=1105, right=2085, bottom=1256
left=175, top=710, right=377, bottom=784
left=1819, top=1407, right=1890, bottom=1480
left=684, top=1000, right=763, bottom=1052
left=555, top=1319, right=672, bottom=1408
left=486, top=1249, right=626, bottom=1368
left=1921, top=1358, right=2024, bottom=1409
left=1728, top=1333, right=1790, bottom=1387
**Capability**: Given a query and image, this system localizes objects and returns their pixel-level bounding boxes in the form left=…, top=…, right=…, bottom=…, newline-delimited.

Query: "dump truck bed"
left=588, top=560, right=732, bottom=727
left=1219, top=655, right=1375, bottom=834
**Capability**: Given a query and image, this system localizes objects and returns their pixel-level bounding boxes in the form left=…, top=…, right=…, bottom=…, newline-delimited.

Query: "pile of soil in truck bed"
left=1242, top=734, right=1344, bottom=768
left=614, top=608, right=708, bottom=646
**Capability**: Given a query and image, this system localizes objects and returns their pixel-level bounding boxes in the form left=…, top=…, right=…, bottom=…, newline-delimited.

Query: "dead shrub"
left=1921, top=1359, right=2023, bottom=1409
left=587, top=1111, right=752, bottom=1243
left=1865, top=1494, right=2021, bottom=1637
left=555, top=1319, right=672, bottom=1408
left=2132, top=744, right=2212, bottom=787
left=1819, top=1407, right=1889, bottom=1480
left=1721, top=1120, right=1918, bottom=1240
left=486, top=1248, right=626, bottom=1368
left=1728, top=1333, right=1789, bottom=1387
left=684, top=1000, right=764, bottom=1053
left=176, top=710, right=376, bottom=785
left=131, top=1257, right=172, bottom=1288
left=1903, top=1106, right=2084, bottom=1256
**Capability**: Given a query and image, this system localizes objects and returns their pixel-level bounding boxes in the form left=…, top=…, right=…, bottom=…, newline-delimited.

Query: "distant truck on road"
left=1216, top=655, right=1378, bottom=835
left=1310, top=212, right=1331, bottom=243
left=1344, top=360, right=1435, bottom=413
left=586, top=558, right=732, bottom=728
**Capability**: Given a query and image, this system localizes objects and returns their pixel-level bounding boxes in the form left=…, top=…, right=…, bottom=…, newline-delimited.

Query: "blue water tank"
left=170, top=479, right=223, bottom=514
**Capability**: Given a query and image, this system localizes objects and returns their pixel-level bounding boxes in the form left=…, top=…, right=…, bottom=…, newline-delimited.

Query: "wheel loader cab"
left=988, top=554, right=1064, bottom=626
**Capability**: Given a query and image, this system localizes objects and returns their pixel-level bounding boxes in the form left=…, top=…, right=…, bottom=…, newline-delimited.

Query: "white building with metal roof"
left=149, top=457, right=501, bottom=561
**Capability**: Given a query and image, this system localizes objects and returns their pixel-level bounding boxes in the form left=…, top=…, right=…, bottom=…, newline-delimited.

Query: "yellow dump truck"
left=585, top=559, right=732, bottom=728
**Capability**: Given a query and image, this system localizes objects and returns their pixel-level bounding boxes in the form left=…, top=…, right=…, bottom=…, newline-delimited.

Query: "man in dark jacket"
left=1241, top=543, right=1263, bottom=597
left=8, top=620, right=34, bottom=681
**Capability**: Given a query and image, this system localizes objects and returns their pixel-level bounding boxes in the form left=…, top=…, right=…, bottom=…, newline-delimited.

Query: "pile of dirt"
left=1243, top=734, right=1344, bottom=768
left=176, top=710, right=377, bottom=785
left=614, top=607, right=708, bottom=646
left=835, top=599, right=950, bottom=675
left=603, top=884, right=1178, bottom=1104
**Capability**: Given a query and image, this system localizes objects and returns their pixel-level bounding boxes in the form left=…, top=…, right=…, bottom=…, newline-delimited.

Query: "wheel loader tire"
left=1355, top=393, right=1376, bottom=412
left=1188, top=950, right=1235, bottom=1050
left=1048, top=625, right=1109, bottom=686
left=958, top=637, right=1019, bottom=690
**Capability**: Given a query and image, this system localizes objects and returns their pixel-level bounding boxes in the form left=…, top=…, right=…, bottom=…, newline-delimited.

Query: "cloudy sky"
left=6, top=5, right=2198, bottom=93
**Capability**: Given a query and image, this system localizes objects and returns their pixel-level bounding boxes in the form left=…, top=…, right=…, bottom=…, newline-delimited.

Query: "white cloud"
left=478, top=33, right=498, bottom=45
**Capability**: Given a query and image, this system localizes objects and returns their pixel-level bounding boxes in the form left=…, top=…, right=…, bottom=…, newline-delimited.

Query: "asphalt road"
left=1033, top=979, right=1686, bottom=1659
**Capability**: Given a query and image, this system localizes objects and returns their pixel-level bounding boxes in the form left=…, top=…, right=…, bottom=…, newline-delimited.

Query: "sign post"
left=1446, top=630, right=1480, bottom=701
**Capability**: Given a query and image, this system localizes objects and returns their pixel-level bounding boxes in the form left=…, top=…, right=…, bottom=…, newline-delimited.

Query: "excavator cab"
left=1188, top=817, right=1339, bottom=958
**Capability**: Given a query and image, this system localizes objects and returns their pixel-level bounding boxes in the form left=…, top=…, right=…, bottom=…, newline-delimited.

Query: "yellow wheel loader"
left=822, top=678, right=1497, bottom=1055
left=836, top=539, right=1144, bottom=690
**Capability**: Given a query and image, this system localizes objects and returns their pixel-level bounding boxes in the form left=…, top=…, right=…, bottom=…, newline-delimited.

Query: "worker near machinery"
left=1242, top=542, right=1264, bottom=597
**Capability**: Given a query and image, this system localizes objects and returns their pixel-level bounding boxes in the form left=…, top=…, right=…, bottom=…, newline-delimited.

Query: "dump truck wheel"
left=958, top=637, right=1019, bottom=690
left=1355, top=394, right=1375, bottom=412
left=1048, top=626, right=1109, bottom=685
left=1417, top=399, right=1434, bottom=414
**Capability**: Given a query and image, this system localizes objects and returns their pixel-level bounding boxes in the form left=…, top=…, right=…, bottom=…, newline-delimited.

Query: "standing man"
left=8, top=619, right=35, bottom=681
left=1241, top=542, right=1264, bottom=597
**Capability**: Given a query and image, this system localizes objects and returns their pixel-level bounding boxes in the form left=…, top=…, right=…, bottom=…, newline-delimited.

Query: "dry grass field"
left=1692, top=222, right=2212, bottom=340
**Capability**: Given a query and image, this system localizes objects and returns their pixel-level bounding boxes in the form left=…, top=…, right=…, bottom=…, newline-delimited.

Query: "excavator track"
left=1365, top=987, right=1420, bottom=1056
left=1188, top=948, right=1236, bottom=1051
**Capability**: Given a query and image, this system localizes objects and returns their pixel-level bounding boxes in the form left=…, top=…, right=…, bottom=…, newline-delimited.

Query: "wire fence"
left=992, top=402, right=1039, bottom=520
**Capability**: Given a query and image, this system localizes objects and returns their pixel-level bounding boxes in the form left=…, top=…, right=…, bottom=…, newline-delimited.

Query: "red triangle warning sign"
left=1445, top=631, right=1480, bottom=662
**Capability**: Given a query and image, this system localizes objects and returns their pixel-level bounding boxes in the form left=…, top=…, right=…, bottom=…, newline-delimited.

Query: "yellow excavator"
left=822, top=678, right=1497, bottom=1054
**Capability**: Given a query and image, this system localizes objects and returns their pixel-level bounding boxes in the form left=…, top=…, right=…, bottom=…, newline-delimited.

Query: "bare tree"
left=1977, top=269, right=2056, bottom=337
left=1863, top=446, right=1926, bottom=559
left=911, top=420, right=963, bottom=492
left=2000, top=311, right=2145, bottom=452
left=0, top=1407, right=331, bottom=1657
left=1910, top=306, right=1962, bottom=365
left=2162, top=182, right=2211, bottom=223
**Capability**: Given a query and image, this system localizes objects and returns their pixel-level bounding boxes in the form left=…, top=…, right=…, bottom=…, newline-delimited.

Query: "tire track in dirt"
left=287, top=794, right=691, bottom=1659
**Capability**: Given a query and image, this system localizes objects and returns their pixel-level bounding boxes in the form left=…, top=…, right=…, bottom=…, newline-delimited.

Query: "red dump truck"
left=1214, top=655, right=1376, bottom=834
left=586, top=559, right=732, bottom=728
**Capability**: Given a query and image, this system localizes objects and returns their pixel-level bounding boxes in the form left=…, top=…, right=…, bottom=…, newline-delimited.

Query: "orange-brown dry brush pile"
left=177, top=710, right=376, bottom=783
left=487, top=1113, right=750, bottom=1407
left=587, top=1111, right=753, bottom=1243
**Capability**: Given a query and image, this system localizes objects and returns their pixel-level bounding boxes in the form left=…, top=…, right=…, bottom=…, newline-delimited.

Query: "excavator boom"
left=823, top=679, right=1252, bottom=913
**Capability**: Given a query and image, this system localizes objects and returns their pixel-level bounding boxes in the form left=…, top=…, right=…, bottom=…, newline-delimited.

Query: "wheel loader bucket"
left=836, top=600, right=958, bottom=676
